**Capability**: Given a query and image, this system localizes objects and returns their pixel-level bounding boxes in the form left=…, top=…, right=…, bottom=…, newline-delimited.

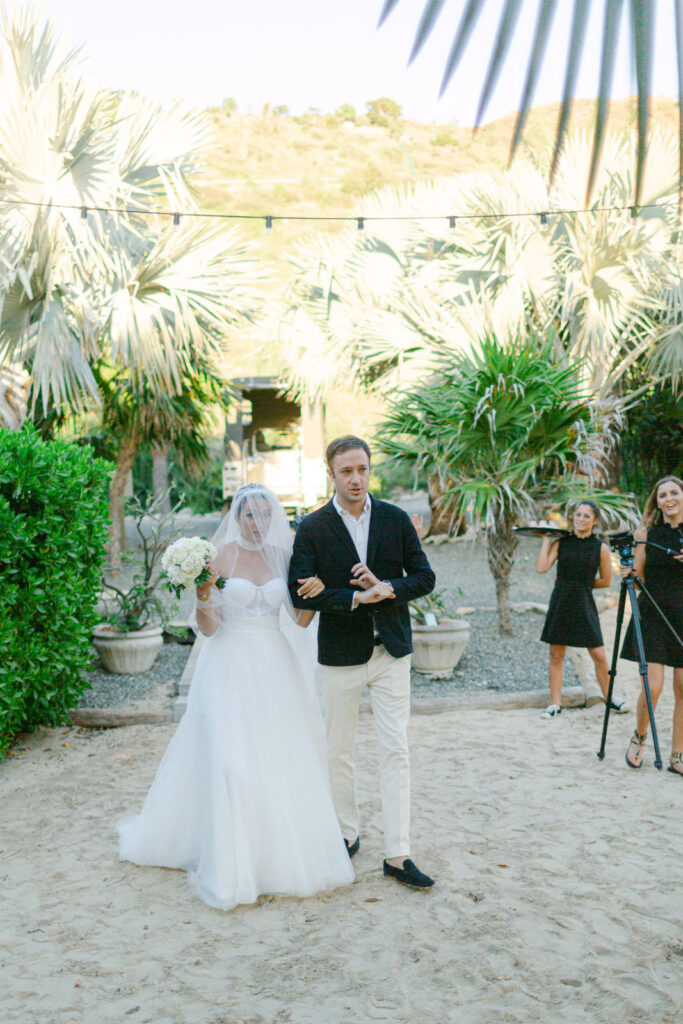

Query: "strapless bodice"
left=221, top=576, right=288, bottom=619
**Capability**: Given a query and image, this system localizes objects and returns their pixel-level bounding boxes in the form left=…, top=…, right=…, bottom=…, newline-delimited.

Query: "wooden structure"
left=222, top=377, right=327, bottom=513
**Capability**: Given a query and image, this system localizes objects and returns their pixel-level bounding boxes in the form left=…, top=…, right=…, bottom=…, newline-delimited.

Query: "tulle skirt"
left=117, top=617, right=354, bottom=909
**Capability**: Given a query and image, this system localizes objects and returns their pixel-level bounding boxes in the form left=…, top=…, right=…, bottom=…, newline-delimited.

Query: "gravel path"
left=80, top=533, right=611, bottom=710
left=78, top=641, right=190, bottom=709
left=411, top=535, right=582, bottom=699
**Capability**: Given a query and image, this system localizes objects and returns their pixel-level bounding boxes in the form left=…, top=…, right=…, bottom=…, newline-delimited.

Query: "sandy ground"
left=2, top=612, right=682, bottom=1024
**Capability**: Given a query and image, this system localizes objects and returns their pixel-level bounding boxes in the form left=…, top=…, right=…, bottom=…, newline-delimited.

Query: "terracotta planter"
left=411, top=618, right=470, bottom=679
left=92, top=623, right=163, bottom=674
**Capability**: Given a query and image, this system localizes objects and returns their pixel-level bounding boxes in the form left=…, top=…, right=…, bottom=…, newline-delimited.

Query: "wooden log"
left=68, top=708, right=170, bottom=728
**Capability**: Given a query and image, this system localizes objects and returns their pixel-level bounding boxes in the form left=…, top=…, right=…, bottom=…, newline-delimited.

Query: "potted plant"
left=409, top=592, right=470, bottom=680
left=93, top=495, right=180, bottom=674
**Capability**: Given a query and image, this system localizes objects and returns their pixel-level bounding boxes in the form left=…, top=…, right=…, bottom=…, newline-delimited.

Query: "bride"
left=118, top=483, right=355, bottom=909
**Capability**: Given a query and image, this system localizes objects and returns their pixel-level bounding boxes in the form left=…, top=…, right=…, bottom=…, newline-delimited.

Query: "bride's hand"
left=197, top=566, right=219, bottom=602
left=297, top=575, right=324, bottom=599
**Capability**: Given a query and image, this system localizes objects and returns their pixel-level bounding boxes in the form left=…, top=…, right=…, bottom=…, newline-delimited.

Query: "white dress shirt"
left=333, top=492, right=371, bottom=563
left=333, top=493, right=372, bottom=611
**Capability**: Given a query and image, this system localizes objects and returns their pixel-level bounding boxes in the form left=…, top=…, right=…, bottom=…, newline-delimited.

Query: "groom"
left=288, top=435, right=436, bottom=889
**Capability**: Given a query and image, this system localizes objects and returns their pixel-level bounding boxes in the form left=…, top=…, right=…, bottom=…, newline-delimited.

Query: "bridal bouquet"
left=162, top=537, right=227, bottom=599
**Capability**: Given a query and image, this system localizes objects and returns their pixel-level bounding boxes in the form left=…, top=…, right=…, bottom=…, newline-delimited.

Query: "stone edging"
left=73, top=597, right=619, bottom=727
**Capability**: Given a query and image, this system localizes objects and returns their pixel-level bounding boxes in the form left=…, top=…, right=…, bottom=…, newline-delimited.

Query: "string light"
left=265, top=215, right=273, bottom=230
left=0, top=196, right=675, bottom=227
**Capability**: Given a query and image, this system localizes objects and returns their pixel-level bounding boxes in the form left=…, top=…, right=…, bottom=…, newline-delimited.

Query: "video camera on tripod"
left=607, top=531, right=636, bottom=562
left=598, top=528, right=683, bottom=770
left=607, top=529, right=682, bottom=562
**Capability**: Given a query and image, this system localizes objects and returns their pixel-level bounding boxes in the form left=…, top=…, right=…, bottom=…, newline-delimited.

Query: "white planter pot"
left=411, top=618, right=470, bottom=679
left=92, top=624, right=163, bottom=674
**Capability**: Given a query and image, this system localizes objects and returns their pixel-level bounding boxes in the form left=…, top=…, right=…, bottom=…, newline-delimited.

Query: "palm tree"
left=379, top=334, right=636, bottom=636
left=378, top=1, right=677, bottom=207
left=95, top=357, right=232, bottom=565
left=0, top=9, right=259, bottom=418
left=277, top=134, right=681, bottom=403
left=0, top=10, right=263, bottom=564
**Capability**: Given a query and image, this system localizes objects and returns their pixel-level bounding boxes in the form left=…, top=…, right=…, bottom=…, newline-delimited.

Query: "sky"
left=34, top=0, right=679, bottom=125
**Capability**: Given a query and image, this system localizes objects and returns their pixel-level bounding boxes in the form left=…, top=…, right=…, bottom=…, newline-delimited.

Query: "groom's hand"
left=350, top=562, right=380, bottom=590
left=354, top=581, right=396, bottom=605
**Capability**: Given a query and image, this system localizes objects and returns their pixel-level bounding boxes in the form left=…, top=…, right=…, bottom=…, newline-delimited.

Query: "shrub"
left=366, top=97, right=402, bottom=124
left=620, top=382, right=683, bottom=500
left=0, top=426, right=111, bottom=756
left=335, top=103, right=356, bottom=120
left=432, top=128, right=458, bottom=147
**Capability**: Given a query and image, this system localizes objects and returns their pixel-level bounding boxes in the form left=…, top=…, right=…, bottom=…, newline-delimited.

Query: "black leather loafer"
left=383, top=858, right=434, bottom=889
left=344, top=836, right=360, bottom=858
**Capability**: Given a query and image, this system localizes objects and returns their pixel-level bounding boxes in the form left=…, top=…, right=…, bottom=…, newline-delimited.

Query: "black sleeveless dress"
left=540, top=534, right=604, bottom=648
left=621, top=522, right=683, bottom=668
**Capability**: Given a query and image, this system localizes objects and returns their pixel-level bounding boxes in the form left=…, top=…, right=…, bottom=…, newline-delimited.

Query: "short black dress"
left=540, top=534, right=604, bottom=648
left=621, top=522, right=683, bottom=668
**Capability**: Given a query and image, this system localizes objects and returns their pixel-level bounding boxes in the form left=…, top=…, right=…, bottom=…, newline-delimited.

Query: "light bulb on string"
left=448, top=216, right=456, bottom=230
left=80, top=206, right=88, bottom=220
left=265, top=216, right=273, bottom=230
left=357, top=217, right=364, bottom=231
left=539, top=211, right=549, bottom=230
left=172, top=212, right=180, bottom=226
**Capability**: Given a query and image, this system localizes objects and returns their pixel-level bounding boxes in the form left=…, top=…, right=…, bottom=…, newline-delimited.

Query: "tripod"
left=598, top=540, right=683, bottom=769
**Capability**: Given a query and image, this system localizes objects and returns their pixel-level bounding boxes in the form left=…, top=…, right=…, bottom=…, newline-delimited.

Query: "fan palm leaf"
left=0, top=9, right=261, bottom=416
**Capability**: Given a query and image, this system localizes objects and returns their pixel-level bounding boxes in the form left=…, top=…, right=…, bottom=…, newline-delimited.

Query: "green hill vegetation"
left=197, top=96, right=678, bottom=270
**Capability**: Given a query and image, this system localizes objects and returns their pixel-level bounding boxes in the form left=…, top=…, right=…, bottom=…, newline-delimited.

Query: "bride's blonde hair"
left=640, top=475, right=683, bottom=528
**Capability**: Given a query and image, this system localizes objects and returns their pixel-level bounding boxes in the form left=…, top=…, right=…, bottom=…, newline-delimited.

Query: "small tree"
left=95, top=359, right=233, bottom=565
left=366, top=97, right=402, bottom=126
left=335, top=103, right=356, bottom=121
left=380, top=335, right=636, bottom=636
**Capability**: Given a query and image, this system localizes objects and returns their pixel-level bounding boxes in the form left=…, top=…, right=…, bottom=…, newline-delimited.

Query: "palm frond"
left=380, top=0, right=676, bottom=203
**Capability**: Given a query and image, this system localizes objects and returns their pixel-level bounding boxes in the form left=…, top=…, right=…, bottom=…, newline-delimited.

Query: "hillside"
left=195, top=96, right=678, bottom=436
left=196, top=96, right=678, bottom=268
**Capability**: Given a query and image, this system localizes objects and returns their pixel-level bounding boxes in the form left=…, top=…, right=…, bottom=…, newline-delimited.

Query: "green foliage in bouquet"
left=0, top=426, right=110, bottom=756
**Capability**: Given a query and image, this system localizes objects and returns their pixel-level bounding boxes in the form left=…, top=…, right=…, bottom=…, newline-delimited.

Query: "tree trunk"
left=0, top=364, right=30, bottom=430
left=108, top=437, right=137, bottom=567
left=486, top=518, right=518, bottom=637
left=152, top=445, right=171, bottom=510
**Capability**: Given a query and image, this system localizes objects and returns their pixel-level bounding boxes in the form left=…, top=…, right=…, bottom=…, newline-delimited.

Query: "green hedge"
left=0, top=426, right=111, bottom=756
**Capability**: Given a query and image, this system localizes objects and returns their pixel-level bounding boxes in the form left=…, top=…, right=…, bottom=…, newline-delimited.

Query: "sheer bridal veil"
left=192, top=483, right=318, bottom=695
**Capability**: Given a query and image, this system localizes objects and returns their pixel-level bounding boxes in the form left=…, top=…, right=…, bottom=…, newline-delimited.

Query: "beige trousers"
left=316, top=646, right=411, bottom=859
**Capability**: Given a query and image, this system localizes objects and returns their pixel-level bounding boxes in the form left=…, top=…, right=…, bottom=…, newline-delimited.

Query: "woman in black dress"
left=536, top=500, right=625, bottom=718
left=621, top=475, right=683, bottom=775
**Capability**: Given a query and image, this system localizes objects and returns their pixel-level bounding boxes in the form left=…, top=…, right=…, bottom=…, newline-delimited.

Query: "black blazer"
left=288, top=496, right=435, bottom=666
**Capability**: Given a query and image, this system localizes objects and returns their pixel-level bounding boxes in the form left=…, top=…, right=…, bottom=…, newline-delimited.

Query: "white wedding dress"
left=117, top=575, right=354, bottom=910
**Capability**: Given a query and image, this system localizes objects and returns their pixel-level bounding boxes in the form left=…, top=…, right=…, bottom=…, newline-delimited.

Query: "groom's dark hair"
left=326, top=435, right=371, bottom=466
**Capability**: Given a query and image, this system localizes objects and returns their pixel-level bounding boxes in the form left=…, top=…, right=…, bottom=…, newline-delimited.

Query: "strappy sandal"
left=668, top=752, right=683, bottom=777
left=625, top=731, right=646, bottom=769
